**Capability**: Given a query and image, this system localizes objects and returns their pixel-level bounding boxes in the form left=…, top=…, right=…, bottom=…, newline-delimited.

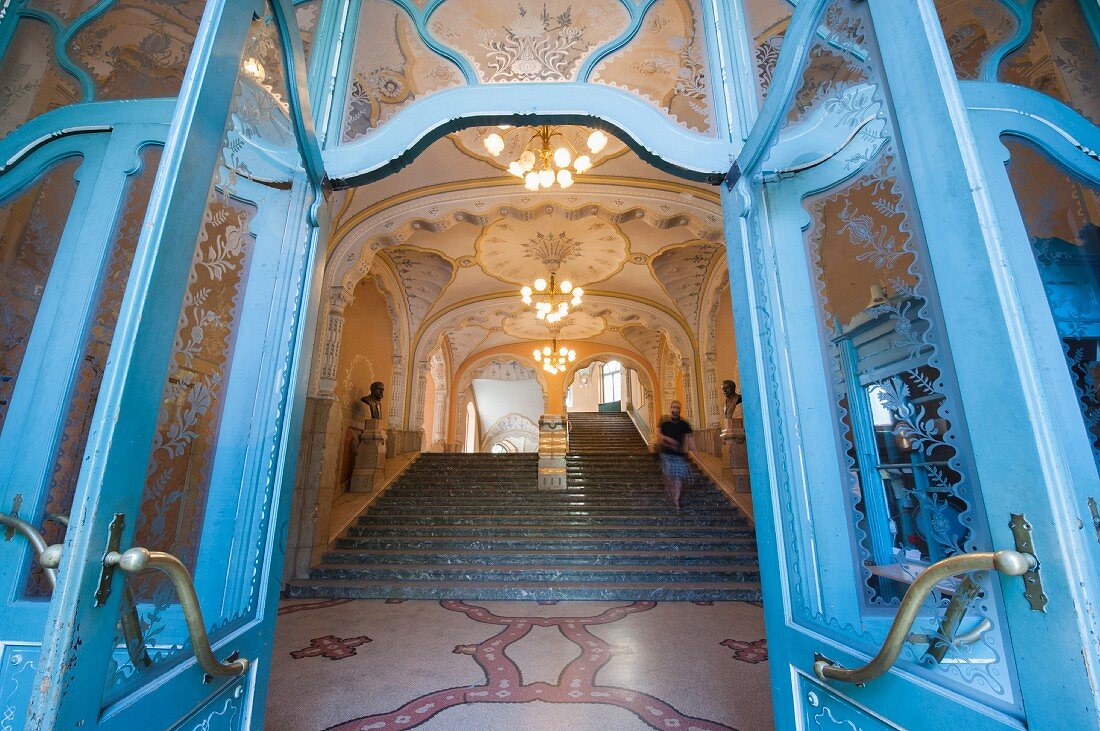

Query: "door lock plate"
left=1009, top=513, right=1047, bottom=613
left=95, top=513, right=126, bottom=606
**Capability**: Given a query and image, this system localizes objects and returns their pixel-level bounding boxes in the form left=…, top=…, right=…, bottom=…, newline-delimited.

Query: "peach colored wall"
left=335, top=276, right=394, bottom=404
left=421, top=368, right=436, bottom=445
left=714, top=285, right=740, bottom=387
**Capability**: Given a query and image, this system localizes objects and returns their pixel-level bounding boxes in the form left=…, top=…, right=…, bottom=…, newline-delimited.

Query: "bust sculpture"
left=360, top=381, right=385, bottom=421
left=722, top=379, right=742, bottom=422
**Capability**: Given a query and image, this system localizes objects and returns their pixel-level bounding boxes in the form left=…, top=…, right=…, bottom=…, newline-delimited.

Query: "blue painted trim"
left=981, top=0, right=1038, bottom=81
left=327, top=0, right=361, bottom=148
left=0, top=98, right=176, bottom=173
left=392, top=0, right=476, bottom=85
left=271, top=0, right=327, bottom=189
left=725, top=0, right=834, bottom=188
left=962, top=81, right=1100, bottom=175
left=577, top=0, right=659, bottom=82
left=325, top=82, right=735, bottom=183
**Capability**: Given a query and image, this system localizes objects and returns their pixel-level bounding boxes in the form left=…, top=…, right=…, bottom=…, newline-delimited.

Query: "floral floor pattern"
left=267, top=599, right=773, bottom=730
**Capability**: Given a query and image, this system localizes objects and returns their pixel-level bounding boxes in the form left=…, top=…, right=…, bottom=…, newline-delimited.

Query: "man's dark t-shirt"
left=659, top=418, right=693, bottom=455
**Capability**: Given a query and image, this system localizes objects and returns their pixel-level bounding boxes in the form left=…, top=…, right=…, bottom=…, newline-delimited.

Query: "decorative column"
left=388, top=354, right=405, bottom=428
left=537, top=414, right=567, bottom=489
left=703, top=351, right=720, bottom=428
left=317, top=287, right=354, bottom=396
left=681, top=357, right=698, bottom=424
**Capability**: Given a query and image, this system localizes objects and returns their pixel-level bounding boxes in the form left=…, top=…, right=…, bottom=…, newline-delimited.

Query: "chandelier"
left=483, top=125, right=609, bottom=191
left=533, top=337, right=577, bottom=375
left=520, top=273, right=583, bottom=325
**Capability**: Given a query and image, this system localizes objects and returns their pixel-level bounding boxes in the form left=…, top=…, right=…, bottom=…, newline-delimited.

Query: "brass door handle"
left=814, top=550, right=1035, bottom=685
left=41, top=544, right=249, bottom=680
left=1, top=513, right=57, bottom=589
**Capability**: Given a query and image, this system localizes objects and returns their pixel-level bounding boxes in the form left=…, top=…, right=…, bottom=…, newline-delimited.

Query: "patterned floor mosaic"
left=266, top=599, right=773, bottom=730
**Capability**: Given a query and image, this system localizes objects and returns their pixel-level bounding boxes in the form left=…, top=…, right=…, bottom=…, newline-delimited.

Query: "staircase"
left=284, top=413, right=761, bottom=601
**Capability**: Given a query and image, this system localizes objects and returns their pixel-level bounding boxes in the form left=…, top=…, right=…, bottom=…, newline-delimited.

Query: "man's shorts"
left=659, top=453, right=691, bottom=481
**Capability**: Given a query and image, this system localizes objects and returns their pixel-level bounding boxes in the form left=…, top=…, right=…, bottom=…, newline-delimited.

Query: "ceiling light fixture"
left=483, top=125, right=608, bottom=191
left=533, top=336, right=577, bottom=375
left=520, top=273, right=583, bottom=325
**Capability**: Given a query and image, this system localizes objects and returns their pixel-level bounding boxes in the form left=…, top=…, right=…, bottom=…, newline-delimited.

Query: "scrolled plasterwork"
left=327, top=184, right=723, bottom=294
left=429, top=0, right=631, bottom=83
left=650, top=241, right=724, bottom=329
left=501, top=310, right=607, bottom=341
left=475, top=211, right=629, bottom=287
left=379, top=246, right=455, bottom=337
left=472, top=359, right=538, bottom=382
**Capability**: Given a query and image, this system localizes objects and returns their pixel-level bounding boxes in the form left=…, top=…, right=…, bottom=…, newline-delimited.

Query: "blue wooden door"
left=723, top=0, right=1100, bottom=728
left=0, top=1, right=326, bottom=727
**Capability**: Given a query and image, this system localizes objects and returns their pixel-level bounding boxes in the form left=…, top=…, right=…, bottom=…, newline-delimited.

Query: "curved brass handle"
left=814, top=550, right=1034, bottom=685
left=105, top=548, right=249, bottom=679
left=2, top=513, right=57, bottom=589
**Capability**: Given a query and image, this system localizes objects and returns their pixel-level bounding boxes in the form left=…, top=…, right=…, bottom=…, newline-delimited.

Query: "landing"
left=266, top=598, right=774, bottom=730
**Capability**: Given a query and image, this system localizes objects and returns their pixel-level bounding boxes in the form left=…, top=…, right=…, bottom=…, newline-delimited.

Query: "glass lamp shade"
left=560, top=280, right=572, bottom=293
left=553, top=147, right=572, bottom=167
left=524, top=172, right=540, bottom=191
left=534, top=278, right=547, bottom=292
left=508, top=161, right=525, bottom=177
left=543, top=346, right=552, bottom=355
left=587, top=130, right=608, bottom=153
left=573, top=155, right=592, bottom=173
left=572, top=287, right=583, bottom=298
left=568, top=351, right=576, bottom=361
left=539, top=169, right=555, bottom=188
left=536, top=310, right=546, bottom=319
left=556, top=169, right=573, bottom=188
left=521, top=286, right=532, bottom=297
left=519, top=150, right=537, bottom=170
left=533, top=350, right=541, bottom=360
left=484, top=133, right=505, bottom=156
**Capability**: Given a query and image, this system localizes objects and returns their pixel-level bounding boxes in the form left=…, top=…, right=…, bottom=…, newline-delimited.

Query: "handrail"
left=813, top=550, right=1035, bottom=684
left=1, top=513, right=57, bottom=589
left=41, top=545, right=249, bottom=679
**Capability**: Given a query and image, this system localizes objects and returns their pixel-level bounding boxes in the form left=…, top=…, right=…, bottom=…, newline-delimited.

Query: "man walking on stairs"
left=658, top=400, right=696, bottom=511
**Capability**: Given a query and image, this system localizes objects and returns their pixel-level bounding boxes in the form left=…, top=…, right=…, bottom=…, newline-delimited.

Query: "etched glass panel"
left=590, top=0, right=716, bottom=135
left=932, top=0, right=1019, bottom=80
left=433, top=0, right=629, bottom=83
left=790, top=0, right=1019, bottom=712
left=100, top=6, right=296, bottom=703
left=0, top=19, right=81, bottom=138
left=1004, top=139, right=1100, bottom=471
left=22, top=146, right=163, bottom=598
left=67, top=0, right=207, bottom=100
left=342, top=0, right=464, bottom=143
left=741, top=0, right=791, bottom=101
left=296, top=0, right=322, bottom=63
left=0, top=157, right=82, bottom=436
left=999, top=0, right=1099, bottom=125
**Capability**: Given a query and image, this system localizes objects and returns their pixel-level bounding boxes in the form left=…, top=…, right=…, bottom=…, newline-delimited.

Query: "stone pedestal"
left=537, top=414, right=567, bottom=490
left=721, top=417, right=751, bottom=493
left=350, top=418, right=387, bottom=494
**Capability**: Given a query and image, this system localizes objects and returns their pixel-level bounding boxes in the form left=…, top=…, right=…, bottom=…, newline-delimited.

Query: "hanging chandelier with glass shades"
left=483, top=125, right=609, bottom=191
left=533, top=336, right=577, bottom=375
left=520, top=273, right=583, bottom=325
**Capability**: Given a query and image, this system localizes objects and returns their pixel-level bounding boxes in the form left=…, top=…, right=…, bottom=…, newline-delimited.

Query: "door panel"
left=726, top=0, right=1100, bottom=727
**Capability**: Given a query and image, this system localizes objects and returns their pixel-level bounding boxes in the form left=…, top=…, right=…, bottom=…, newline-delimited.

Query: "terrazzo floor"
left=265, top=599, right=774, bottom=730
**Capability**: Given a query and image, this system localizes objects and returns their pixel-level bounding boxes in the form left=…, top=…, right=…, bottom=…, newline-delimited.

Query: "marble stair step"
left=334, top=536, right=759, bottom=551
left=308, top=564, right=763, bottom=584
left=322, top=548, right=760, bottom=566
left=284, top=579, right=763, bottom=601
left=356, top=514, right=748, bottom=527
left=344, top=524, right=755, bottom=538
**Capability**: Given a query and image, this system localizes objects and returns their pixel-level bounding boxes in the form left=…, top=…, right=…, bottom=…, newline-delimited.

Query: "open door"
left=22, top=1, right=326, bottom=727
left=724, top=0, right=1099, bottom=728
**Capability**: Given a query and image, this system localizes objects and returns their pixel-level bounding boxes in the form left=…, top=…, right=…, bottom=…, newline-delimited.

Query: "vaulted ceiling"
left=326, top=124, right=729, bottom=379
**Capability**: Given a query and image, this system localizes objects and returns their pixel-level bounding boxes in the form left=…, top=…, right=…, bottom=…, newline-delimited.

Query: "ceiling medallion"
left=520, top=272, right=583, bottom=325
left=483, top=125, right=608, bottom=191
left=533, top=335, right=577, bottom=375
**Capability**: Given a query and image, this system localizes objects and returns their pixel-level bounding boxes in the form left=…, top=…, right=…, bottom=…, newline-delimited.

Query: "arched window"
left=602, top=360, right=622, bottom=403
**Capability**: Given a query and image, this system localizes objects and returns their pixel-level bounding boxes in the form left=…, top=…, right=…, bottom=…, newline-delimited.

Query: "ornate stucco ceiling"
left=327, top=125, right=729, bottom=380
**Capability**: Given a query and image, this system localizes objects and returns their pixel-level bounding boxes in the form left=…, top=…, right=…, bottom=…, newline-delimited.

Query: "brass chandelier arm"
left=1, top=513, right=57, bottom=589
left=813, top=550, right=1035, bottom=685
left=103, top=547, right=250, bottom=678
